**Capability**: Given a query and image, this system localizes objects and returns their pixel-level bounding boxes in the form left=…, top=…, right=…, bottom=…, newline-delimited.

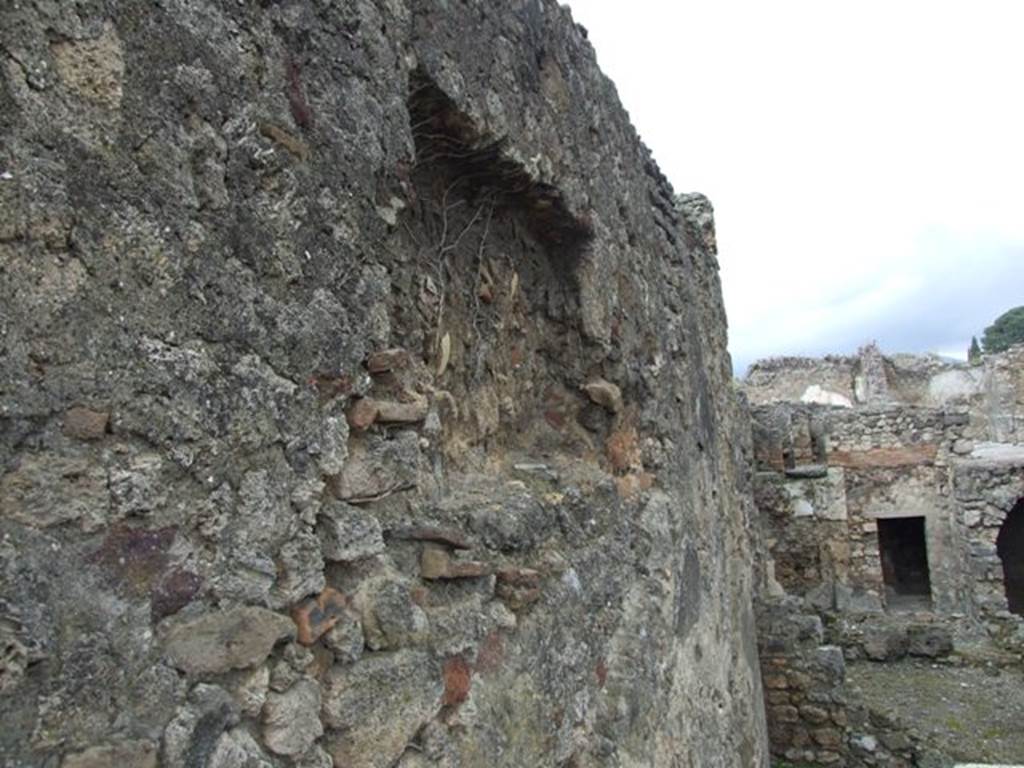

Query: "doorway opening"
left=996, top=498, right=1024, bottom=616
left=877, top=516, right=932, bottom=608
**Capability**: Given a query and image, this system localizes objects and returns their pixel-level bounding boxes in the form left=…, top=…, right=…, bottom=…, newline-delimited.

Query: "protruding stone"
left=295, top=745, right=334, bottom=768
left=357, top=579, right=430, bottom=650
left=235, top=665, right=270, bottom=718
left=1, top=454, right=110, bottom=530
left=420, top=544, right=490, bottom=580
left=376, top=397, right=429, bottom=424
left=262, top=678, right=323, bottom=756
left=291, top=587, right=351, bottom=645
left=784, top=464, right=828, bottom=479
left=582, top=378, right=623, bottom=413
left=332, top=431, right=420, bottom=503
left=366, top=348, right=409, bottom=374
left=322, top=651, right=443, bottom=768
left=63, top=406, right=110, bottom=440
left=324, top=609, right=365, bottom=664
left=317, top=502, right=385, bottom=562
left=208, top=728, right=273, bottom=768
left=952, top=438, right=975, bottom=455
left=863, top=626, right=908, bottom=662
left=348, top=398, right=380, bottom=430
left=907, top=624, right=953, bottom=658
left=162, top=684, right=240, bottom=768
left=387, top=525, right=472, bottom=550
left=270, top=529, right=325, bottom=608
left=163, top=607, right=295, bottom=675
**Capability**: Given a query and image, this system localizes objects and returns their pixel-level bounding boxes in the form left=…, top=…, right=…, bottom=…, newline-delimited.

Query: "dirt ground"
left=846, top=657, right=1024, bottom=764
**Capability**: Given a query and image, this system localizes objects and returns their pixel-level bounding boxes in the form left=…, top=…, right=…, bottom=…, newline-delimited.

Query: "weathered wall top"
left=744, top=343, right=1024, bottom=437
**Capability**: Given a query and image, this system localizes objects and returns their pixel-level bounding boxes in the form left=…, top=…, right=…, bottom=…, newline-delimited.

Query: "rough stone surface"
left=0, top=1, right=768, bottom=766
left=322, top=651, right=443, bottom=768
left=317, top=501, right=386, bottom=562
left=262, top=678, right=323, bottom=756
left=163, top=607, right=295, bottom=675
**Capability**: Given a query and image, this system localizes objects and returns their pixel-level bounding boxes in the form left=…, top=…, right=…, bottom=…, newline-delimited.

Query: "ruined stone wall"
left=0, top=1, right=768, bottom=766
left=751, top=400, right=979, bottom=615
left=745, top=343, right=1024, bottom=622
left=743, top=342, right=1024, bottom=443
left=744, top=356, right=858, bottom=407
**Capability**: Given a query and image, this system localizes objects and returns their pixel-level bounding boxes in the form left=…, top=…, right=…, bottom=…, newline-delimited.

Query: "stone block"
left=906, top=624, right=953, bottom=658
left=366, top=348, right=409, bottom=373
left=357, top=580, right=430, bottom=651
left=318, top=502, right=385, bottom=562
left=863, top=626, right=908, bottom=662
left=163, top=607, right=295, bottom=675
left=582, top=378, right=623, bottom=413
left=420, top=545, right=490, bottom=580
left=63, top=406, right=110, bottom=440
left=322, top=651, right=442, bottom=768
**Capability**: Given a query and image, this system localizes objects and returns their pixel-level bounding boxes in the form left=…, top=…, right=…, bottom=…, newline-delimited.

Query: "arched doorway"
left=996, top=498, right=1024, bottom=615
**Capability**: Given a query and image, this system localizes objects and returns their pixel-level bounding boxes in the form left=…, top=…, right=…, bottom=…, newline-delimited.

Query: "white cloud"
left=565, top=0, right=1024, bottom=372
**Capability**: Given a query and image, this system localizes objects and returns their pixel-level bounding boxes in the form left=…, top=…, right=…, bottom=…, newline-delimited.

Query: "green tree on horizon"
left=982, top=305, right=1024, bottom=354
left=968, top=336, right=982, bottom=363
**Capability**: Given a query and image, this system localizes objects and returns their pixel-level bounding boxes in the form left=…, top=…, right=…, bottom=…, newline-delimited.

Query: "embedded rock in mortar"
left=163, top=608, right=295, bottom=675
left=322, top=651, right=443, bottom=768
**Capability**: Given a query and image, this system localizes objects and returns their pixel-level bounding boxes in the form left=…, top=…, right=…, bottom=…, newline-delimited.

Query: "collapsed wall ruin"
left=0, top=2, right=769, bottom=766
left=745, top=343, right=1024, bottom=765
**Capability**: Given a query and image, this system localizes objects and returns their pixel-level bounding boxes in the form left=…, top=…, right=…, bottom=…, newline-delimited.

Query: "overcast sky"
left=565, top=1, right=1024, bottom=375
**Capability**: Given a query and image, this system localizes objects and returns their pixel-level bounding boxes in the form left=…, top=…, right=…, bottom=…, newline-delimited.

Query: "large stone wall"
left=0, top=2, right=768, bottom=767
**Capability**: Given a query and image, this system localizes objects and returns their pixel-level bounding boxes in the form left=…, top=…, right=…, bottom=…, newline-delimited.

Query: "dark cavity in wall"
left=877, top=516, right=933, bottom=607
left=997, top=498, right=1024, bottom=615
left=388, top=69, right=607, bottom=459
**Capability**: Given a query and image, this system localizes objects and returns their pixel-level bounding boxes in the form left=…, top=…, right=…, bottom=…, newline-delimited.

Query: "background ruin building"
left=745, top=342, right=1024, bottom=765
left=0, top=2, right=769, bottom=766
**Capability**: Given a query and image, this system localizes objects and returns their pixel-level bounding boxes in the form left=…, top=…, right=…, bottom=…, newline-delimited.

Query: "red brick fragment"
left=420, top=545, right=490, bottom=580
left=292, top=588, right=350, bottom=645
left=442, top=656, right=472, bottom=707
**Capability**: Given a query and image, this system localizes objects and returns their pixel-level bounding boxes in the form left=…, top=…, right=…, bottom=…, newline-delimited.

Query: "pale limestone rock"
left=163, top=607, right=294, bottom=675
left=262, top=678, right=323, bottom=756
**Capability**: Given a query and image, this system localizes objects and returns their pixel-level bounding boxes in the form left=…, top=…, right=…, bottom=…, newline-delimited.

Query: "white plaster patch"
left=792, top=498, right=814, bottom=517
left=967, top=442, right=1024, bottom=464
left=801, top=384, right=852, bottom=408
left=927, top=369, right=983, bottom=405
